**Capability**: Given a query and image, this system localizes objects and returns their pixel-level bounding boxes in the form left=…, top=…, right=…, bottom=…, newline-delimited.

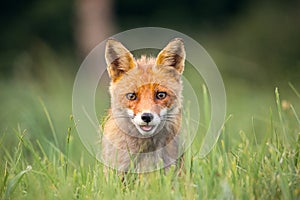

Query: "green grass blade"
left=0, top=161, right=9, bottom=197
left=275, top=87, right=287, bottom=140
left=288, top=82, right=300, bottom=99
left=39, top=98, right=59, bottom=147
left=4, top=165, right=32, bottom=200
left=290, top=105, right=300, bottom=127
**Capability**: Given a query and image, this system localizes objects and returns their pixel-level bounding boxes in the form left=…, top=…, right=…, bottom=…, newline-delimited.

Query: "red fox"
left=102, top=38, right=186, bottom=173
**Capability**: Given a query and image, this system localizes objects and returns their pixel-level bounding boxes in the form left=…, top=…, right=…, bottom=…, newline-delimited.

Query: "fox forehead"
left=110, top=56, right=182, bottom=90
left=136, top=55, right=156, bottom=70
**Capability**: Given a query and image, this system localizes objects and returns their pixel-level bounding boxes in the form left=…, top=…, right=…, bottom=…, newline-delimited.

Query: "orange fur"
left=102, top=38, right=185, bottom=172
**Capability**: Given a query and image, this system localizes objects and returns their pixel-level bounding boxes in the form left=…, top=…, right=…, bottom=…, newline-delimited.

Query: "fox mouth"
left=134, top=123, right=159, bottom=136
left=139, top=125, right=154, bottom=132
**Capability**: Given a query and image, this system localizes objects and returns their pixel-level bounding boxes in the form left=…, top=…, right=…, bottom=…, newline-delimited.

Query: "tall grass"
left=1, top=79, right=299, bottom=199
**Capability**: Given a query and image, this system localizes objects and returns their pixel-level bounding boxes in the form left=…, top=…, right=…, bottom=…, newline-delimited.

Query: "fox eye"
left=156, top=92, right=167, bottom=100
left=126, top=93, right=137, bottom=101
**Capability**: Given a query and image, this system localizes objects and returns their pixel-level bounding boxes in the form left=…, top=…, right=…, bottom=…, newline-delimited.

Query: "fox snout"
left=128, top=110, right=163, bottom=136
left=141, top=113, right=154, bottom=123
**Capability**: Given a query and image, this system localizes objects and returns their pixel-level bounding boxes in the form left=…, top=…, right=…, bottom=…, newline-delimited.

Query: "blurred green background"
left=0, top=0, right=300, bottom=154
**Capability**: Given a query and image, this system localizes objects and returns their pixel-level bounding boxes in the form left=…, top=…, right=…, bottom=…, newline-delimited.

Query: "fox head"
left=105, top=38, right=185, bottom=136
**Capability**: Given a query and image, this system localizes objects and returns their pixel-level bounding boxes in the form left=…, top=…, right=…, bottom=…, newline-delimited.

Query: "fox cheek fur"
left=102, top=38, right=186, bottom=172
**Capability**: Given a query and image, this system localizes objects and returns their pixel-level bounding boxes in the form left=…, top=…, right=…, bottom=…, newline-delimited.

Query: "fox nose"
left=141, top=113, right=154, bottom=123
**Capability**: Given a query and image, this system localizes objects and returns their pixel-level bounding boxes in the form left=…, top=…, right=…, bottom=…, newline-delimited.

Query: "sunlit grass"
left=0, top=74, right=299, bottom=199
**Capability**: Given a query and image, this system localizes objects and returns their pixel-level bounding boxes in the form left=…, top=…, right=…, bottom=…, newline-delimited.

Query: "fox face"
left=125, top=82, right=175, bottom=135
left=105, top=38, right=185, bottom=137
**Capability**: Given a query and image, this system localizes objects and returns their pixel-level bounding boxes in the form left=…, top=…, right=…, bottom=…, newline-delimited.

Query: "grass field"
left=0, top=51, right=300, bottom=199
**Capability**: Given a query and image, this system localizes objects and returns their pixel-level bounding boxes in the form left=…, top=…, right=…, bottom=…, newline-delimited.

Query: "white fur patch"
left=127, top=109, right=134, bottom=118
left=160, top=108, right=167, bottom=117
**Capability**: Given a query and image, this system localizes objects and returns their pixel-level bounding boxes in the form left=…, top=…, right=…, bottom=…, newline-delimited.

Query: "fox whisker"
left=113, top=116, right=131, bottom=119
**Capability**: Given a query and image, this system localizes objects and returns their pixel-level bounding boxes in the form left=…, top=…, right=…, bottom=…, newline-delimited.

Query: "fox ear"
left=156, top=38, right=186, bottom=74
left=105, top=39, right=136, bottom=82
